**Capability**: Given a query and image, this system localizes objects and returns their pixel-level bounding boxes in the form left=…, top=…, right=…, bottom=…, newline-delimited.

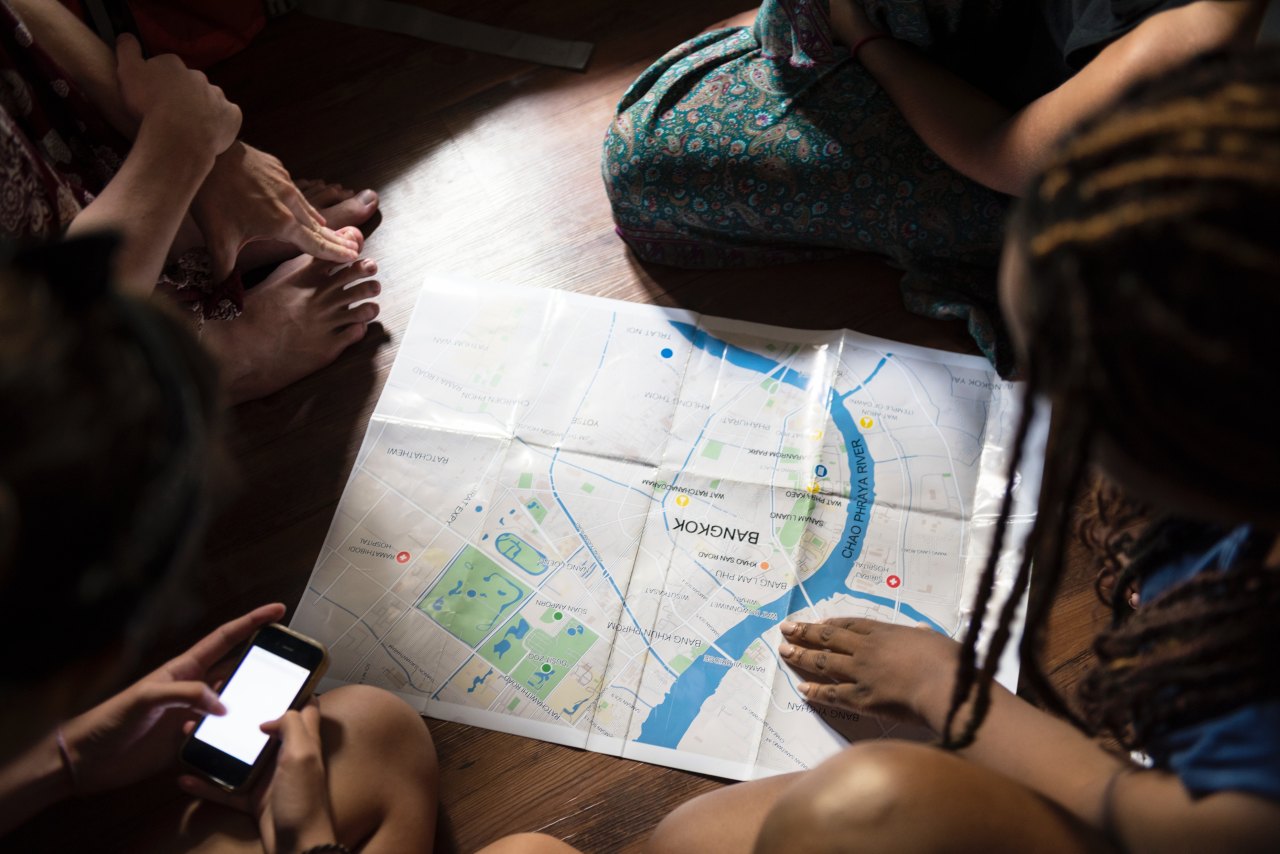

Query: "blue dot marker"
left=475, top=505, right=483, bottom=512
left=660, top=348, right=673, bottom=359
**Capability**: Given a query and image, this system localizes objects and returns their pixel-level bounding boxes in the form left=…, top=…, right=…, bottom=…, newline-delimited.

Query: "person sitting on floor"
left=0, top=236, right=437, bottom=853
left=1, top=0, right=383, bottom=401
left=499, top=45, right=1280, bottom=854
left=603, top=0, right=1268, bottom=373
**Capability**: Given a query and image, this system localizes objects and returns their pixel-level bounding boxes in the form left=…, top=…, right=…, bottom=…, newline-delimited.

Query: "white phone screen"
left=193, top=645, right=310, bottom=765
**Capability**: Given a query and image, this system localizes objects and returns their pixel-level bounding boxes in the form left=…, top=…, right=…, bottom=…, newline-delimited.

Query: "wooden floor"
left=8, top=3, right=1110, bottom=852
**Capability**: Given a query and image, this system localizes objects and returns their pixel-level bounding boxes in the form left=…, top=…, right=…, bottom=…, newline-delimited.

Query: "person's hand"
left=191, top=143, right=361, bottom=282
left=829, top=0, right=881, bottom=46
left=778, top=616, right=959, bottom=726
left=57, top=603, right=287, bottom=794
left=180, top=702, right=337, bottom=854
left=115, top=33, right=241, bottom=157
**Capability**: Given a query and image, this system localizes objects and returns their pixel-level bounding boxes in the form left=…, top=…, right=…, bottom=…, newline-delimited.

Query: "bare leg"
left=753, top=741, right=1113, bottom=854
left=127, top=684, right=437, bottom=852
left=476, top=832, right=586, bottom=854
left=644, top=773, right=803, bottom=854
left=200, top=226, right=382, bottom=402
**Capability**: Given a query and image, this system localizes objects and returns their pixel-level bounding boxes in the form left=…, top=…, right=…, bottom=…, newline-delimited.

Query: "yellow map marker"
left=859, top=416, right=874, bottom=429
left=675, top=494, right=690, bottom=507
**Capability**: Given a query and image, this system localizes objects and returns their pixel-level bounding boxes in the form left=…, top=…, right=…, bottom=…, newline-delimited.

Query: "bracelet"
left=851, top=32, right=890, bottom=62
left=1100, top=764, right=1136, bottom=843
left=301, top=845, right=351, bottom=854
left=54, top=726, right=80, bottom=792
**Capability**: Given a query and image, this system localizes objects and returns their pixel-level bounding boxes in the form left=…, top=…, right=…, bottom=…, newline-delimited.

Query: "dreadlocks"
left=941, top=48, right=1280, bottom=750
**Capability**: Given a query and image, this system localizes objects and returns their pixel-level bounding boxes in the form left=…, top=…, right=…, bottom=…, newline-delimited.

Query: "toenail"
left=359, top=189, right=377, bottom=204
left=362, top=259, right=377, bottom=273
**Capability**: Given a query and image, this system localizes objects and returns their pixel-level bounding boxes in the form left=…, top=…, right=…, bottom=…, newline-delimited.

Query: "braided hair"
left=941, top=48, right=1280, bottom=749
left=0, top=235, right=222, bottom=683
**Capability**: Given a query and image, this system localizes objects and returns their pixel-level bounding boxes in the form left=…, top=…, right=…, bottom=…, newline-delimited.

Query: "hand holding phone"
left=181, top=624, right=328, bottom=792
left=54, top=603, right=287, bottom=795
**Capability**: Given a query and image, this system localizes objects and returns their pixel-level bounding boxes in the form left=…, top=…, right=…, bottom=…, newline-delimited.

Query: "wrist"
left=136, top=111, right=222, bottom=168
left=850, top=32, right=892, bottom=62
left=277, top=814, right=339, bottom=854
left=0, top=729, right=76, bottom=835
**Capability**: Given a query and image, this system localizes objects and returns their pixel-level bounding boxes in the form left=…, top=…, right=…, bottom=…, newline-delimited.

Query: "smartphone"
left=181, top=623, right=328, bottom=791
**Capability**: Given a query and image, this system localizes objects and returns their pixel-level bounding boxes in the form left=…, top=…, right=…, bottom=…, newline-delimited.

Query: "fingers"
left=182, top=603, right=287, bottom=673
left=209, top=237, right=240, bottom=286
left=822, top=616, right=875, bottom=634
left=795, top=679, right=864, bottom=711
left=780, top=619, right=862, bottom=653
left=261, top=700, right=322, bottom=739
left=136, top=680, right=227, bottom=716
left=115, top=33, right=144, bottom=74
left=289, top=221, right=361, bottom=262
left=779, top=639, right=859, bottom=685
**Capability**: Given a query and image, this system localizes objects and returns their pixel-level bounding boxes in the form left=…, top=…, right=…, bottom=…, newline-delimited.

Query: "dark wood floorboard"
left=7, top=4, right=1107, bottom=853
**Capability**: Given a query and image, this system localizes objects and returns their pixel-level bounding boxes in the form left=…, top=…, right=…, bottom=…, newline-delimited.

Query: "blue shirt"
left=1142, top=526, right=1280, bottom=802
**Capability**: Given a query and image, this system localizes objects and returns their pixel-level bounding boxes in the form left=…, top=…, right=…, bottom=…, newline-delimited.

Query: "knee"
left=757, top=742, right=954, bottom=853
left=477, top=832, right=582, bottom=853
left=646, top=790, right=715, bottom=854
left=318, top=684, right=437, bottom=785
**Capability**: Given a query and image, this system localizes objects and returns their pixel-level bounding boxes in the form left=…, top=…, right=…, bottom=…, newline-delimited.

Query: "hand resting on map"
left=779, top=617, right=961, bottom=730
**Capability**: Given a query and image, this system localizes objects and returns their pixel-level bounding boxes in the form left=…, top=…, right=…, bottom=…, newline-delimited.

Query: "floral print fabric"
left=603, top=0, right=1015, bottom=372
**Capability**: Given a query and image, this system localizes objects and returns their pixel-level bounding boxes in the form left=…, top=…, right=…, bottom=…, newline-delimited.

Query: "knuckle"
left=814, top=652, right=829, bottom=671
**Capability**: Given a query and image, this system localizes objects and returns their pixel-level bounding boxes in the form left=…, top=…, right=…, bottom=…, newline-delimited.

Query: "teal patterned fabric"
left=603, top=1, right=1016, bottom=372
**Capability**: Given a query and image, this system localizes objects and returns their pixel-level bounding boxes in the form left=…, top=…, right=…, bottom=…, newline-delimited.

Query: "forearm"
left=8, top=0, right=138, bottom=137
left=67, top=118, right=217, bottom=295
left=923, top=681, right=1128, bottom=827
left=0, top=731, right=73, bottom=836
left=852, top=38, right=1027, bottom=195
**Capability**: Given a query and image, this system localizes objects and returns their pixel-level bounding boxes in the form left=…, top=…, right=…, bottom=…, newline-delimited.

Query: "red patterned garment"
left=1, top=0, right=242, bottom=323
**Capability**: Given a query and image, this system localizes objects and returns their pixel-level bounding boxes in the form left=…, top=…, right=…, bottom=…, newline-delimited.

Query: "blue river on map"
left=635, top=330, right=944, bottom=749
left=669, top=322, right=808, bottom=390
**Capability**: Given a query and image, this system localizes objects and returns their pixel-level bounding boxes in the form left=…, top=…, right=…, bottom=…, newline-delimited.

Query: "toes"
left=326, top=257, right=377, bottom=288
left=335, top=321, right=369, bottom=349
left=345, top=301, right=380, bottom=325
left=342, top=279, right=381, bottom=304
left=307, top=183, right=356, bottom=208
left=316, top=189, right=379, bottom=232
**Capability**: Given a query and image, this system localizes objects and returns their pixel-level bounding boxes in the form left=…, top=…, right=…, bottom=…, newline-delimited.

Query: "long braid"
left=941, top=373, right=1040, bottom=747
left=1010, top=410, right=1092, bottom=726
left=942, top=48, right=1280, bottom=749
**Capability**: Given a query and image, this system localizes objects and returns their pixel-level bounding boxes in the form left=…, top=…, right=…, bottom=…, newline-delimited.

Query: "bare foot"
left=202, top=226, right=381, bottom=402
left=236, top=180, right=380, bottom=272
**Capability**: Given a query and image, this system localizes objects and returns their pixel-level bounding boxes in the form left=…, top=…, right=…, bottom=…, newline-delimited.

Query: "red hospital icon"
left=886, top=575, right=901, bottom=589
left=396, top=551, right=411, bottom=564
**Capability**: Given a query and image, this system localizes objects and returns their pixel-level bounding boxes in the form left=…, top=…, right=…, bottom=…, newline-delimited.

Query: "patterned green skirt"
left=603, top=0, right=1015, bottom=371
